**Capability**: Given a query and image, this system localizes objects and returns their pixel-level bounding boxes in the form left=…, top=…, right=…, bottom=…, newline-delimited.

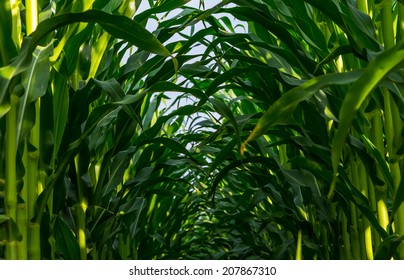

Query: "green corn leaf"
left=315, top=45, right=355, bottom=72
left=1, top=9, right=170, bottom=117
left=374, top=234, right=404, bottom=260
left=93, top=78, right=140, bottom=122
left=64, top=25, right=93, bottom=76
left=205, top=139, right=237, bottom=179
left=0, top=39, right=33, bottom=118
left=331, top=42, right=404, bottom=180
left=15, top=43, right=53, bottom=144
left=146, top=81, right=206, bottom=100
left=0, top=215, right=22, bottom=242
left=23, top=44, right=52, bottom=103
left=78, top=103, right=119, bottom=146
left=113, top=92, right=148, bottom=105
left=135, top=0, right=191, bottom=23
left=53, top=217, right=81, bottom=260
left=31, top=10, right=171, bottom=57
left=222, top=6, right=316, bottom=73
left=102, top=151, right=131, bottom=198
left=210, top=156, right=278, bottom=203
left=241, top=71, right=362, bottom=154
left=361, top=134, right=394, bottom=192
left=209, top=97, right=240, bottom=145
left=0, top=0, right=17, bottom=66
left=138, top=137, right=192, bottom=158
left=392, top=177, right=404, bottom=217
left=52, top=73, right=69, bottom=164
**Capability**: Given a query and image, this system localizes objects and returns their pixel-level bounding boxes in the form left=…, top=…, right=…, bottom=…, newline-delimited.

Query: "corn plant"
left=200, top=0, right=404, bottom=259
left=0, top=0, right=195, bottom=259
left=1, top=0, right=404, bottom=260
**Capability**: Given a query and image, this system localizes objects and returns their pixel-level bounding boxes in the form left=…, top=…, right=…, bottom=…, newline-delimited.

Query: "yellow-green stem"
left=353, top=161, right=370, bottom=259
left=358, top=162, right=373, bottom=259
left=350, top=164, right=361, bottom=259
left=5, top=94, right=19, bottom=259
left=399, top=4, right=404, bottom=43
left=27, top=148, right=41, bottom=259
left=25, top=0, right=38, bottom=35
left=358, top=0, right=368, bottom=14
left=118, top=234, right=131, bottom=260
left=371, top=114, right=390, bottom=232
left=25, top=0, right=41, bottom=259
left=381, top=0, right=395, bottom=49
left=75, top=154, right=88, bottom=260
left=17, top=142, right=30, bottom=259
left=342, top=211, right=352, bottom=259
left=349, top=225, right=360, bottom=259
left=357, top=218, right=367, bottom=259
left=16, top=203, right=27, bottom=259
left=295, top=228, right=303, bottom=260
left=27, top=223, right=41, bottom=259
left=392, top=162, right=404, bottom=258
left=380, top=3, right=403, bottom=258
left=367, top=176, right=380, bottom=249
left=10, top=0, right=21, bottom=48
left=279, top=144, right=288, bottom=167
left=363, top=123, right=379, bottom=247
left=321, top=225, right=329, bottom=259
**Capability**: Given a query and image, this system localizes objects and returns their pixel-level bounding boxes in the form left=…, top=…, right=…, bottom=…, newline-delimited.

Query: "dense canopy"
left=0, top=0, right=404, bottom=260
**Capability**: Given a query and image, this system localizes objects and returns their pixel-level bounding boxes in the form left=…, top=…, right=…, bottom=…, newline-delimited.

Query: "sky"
left=129, top=0, right=242, bottom=123
left=138, top=0, right=222, bottom=13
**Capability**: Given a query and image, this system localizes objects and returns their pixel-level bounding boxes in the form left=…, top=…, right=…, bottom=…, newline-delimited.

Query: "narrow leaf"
left=241, top=71, right=362, bottom=154
left=16, top=43, right=53, bottom=144
left=332, top=42, right=404, bottom=178
left=374, top=234, right=404, bottom=260
left=361, top=134, right=394, bottom=192
left=392, top=177, right=404, bottom=216
left=52, top=73, right=69, bottom=163
left=54, top=217, right=81, bottom=260
left=31, top=10, right=171, bottom=57
left=0, top=39, right=33, bottom=117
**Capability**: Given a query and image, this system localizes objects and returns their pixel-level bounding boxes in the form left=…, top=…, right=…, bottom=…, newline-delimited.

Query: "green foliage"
left=1, top=0, right=403, bottom=260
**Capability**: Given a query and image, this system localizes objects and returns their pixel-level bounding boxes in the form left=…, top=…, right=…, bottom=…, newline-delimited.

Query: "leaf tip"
left=240, top=141, right=247, bottom=156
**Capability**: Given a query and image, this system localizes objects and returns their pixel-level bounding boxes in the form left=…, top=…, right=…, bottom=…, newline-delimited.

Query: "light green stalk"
left=18, top=142, right=29, bottom=259
left=50, top=0, right=95, bottom=62
left=279, top=144, right=288, bottom=167
left=25, top=0, right=41, bottom=260
left=396, top=0, right=404, bottom=260
left=118, top=234, right=131, bottom=260
left=357, top=0, right=368, bottom=14
left=295, top=228, right=303, bottom=260
left=27, top=148, right=40, bottom=259
left=321, top=224, right=329, bottom=259
left=363, top=122, right=380, bottom=249
left=10, top=0, right=21, bottom=48
left=25, top=0, right=37, bottom=35
left=352, top=159, right=367, bottom=259
left=400, top=4, right=404, bottom=42
left=381, top=0, right=395, bottom=49
left=380, top=0, right=404, bottom=259
left=75, top=154, right=88, bottom=260
left=357, top=218, right=367, bottom=259
left=342, top=210, right=352, bottom=259
left=367, top=176, right=380, bottom=249
left=349, top=217, right=360, bottom=259
left=358, top=162, right=373, bottom=259
left=5, top=94, right=19, bottom=259
left=364, top=0, right=391, bottom=233
left=371, top=114, right=389, bottom=232
left=349, top=164, right=361, bottom=260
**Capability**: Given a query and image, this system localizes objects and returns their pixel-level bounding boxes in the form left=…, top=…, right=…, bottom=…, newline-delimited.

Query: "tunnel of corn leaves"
left=0, top=0, right=404, bottom=260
